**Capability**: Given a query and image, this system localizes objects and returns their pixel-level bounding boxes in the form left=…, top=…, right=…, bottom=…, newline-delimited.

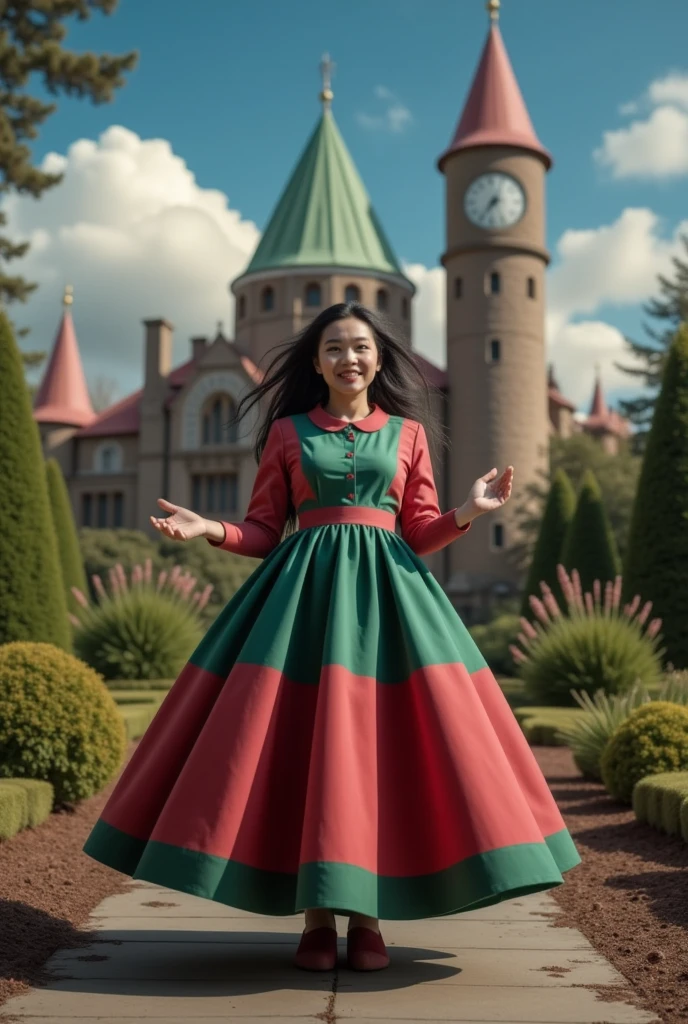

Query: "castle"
left=32, top=1, right=629, bottom=623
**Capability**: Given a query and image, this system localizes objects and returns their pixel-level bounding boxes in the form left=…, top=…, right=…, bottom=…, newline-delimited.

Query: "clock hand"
left=482, top=194, right=500, bottom=219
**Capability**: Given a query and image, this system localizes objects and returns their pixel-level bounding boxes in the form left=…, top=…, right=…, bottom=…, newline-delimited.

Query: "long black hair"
left=229, top=301, right=448, bottom=536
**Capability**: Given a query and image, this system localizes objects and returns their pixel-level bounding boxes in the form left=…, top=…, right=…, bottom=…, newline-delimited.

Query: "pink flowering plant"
left=69, top=557, right=213, bottom=681
left=510, top=564, right=664, bottom=706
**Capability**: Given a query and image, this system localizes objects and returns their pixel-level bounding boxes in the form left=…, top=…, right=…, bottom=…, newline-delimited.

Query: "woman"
left=83, top=302, right=581, bottom=973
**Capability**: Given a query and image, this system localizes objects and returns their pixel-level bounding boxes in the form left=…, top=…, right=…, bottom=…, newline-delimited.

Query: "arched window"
left=401, top=296, right=409, bottom=319
left=95, top=442, right=122, bottom=474
left=261, top=286, right=275, bottom=312
left=238, top=294, right=246, bottom=319
left=454, top=277, right=463, bottom=299
left=345, top=284, right=360, bottom=304
left=376, top=288, right=388, bottom=312
left=201, top=394, right=239, bottom=445
left=490, top=271, right=501, bottom=295
left=488, top=339, right=501, bottom=363
left=492, top=523, right=505, bottom=550
left=527, top=276, right=536, bottom=299
left=305, top=282, right=321, bottom=307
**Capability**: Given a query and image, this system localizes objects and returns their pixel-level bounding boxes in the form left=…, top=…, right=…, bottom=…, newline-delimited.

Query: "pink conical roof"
left=588, top=375, right=609, bottom=420
left=438, top=24, right=552, bottom=170
left=33, top=294, right=96, bottom=427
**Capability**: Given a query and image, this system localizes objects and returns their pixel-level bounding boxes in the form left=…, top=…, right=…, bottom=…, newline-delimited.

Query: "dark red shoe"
left=346, top=926, right=390, bottom=971
left=294, top=926, right=338, bottom=971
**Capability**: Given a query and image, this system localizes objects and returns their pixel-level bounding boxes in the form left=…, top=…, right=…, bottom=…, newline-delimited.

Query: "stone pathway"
left=0, top=881, right=661, bottom=1023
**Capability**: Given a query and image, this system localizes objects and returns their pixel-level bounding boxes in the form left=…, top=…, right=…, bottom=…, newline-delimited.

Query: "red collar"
left=308, top=402, right=390, bottom=432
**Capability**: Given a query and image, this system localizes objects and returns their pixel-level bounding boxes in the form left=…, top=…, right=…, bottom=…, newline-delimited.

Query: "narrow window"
left=527, top=276, right=536, bottom=299
left=376, top=288, right=388, bottom=312
left=261, top=286, right=274, bottom=312
left=228, top=473, right=238, bottom=512
left=113, top=492, right=124, bottom=527
left=492, top=523, right=504, bottom=549
left=401, top=296, right=409, bottom=318
left=211, top=397, right=223, bottom=443
left=97, top=493, right=108, bottom=528
left=82, top=493, right=92, bottom=527
left=345, top=284, right=360, bottom=304
left=454, top=277, right=463, bottom=299
left=226, top=397, right=238, bottom=443
left=102, top=447, right=113, bottom=472
left=238, top=294, right=246, bottom=319
left=305, top=282, right=321, bottom=307
left=489, top=339, right=501, bottom=363
left=202, top=413, right=210, bottom=445
left=490, top=271, right=500, bottom=294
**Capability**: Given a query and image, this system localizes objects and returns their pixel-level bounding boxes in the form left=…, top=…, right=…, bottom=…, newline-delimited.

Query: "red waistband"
left=297, top=507, right=397, bottom=531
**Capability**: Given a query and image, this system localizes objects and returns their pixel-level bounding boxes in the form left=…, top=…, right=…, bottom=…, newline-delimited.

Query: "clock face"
left=463, top=172, right=526, bottom=229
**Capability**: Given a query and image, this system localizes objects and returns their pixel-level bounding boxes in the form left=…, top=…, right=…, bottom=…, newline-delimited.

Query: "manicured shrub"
left=0, top=641, right=126, bottom=807
left=633, top=771, right=688, bottom=837
left=511, top=565, right=663, bottom=706
left=70, top=560, right=211, bottom=680
left=600, top=702, right=688, bottom=804
left=0, top=311, right=70, bottom=649
left=521, top=468, right=576, bottom=617
left=623, top=324, right=688, bottom=668
left=46, top=457, right=88, bottom=617
left=561, top=469, right=620, bottom=594
left=469, top=614, right=520, bottom=676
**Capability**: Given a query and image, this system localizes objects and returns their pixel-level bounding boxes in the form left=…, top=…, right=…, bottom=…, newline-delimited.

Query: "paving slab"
left=0, top=882, right=660, bottom=1024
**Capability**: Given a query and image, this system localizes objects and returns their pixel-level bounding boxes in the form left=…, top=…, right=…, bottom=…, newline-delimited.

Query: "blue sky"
left=12, top=0, right=688, bottom=409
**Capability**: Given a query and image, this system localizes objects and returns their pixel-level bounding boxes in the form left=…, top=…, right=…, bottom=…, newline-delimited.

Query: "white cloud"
left=402, top=262, right=446, bottom=368
left=357, top=86, right=413, bottom=134
left=595, top=72, right=688, bottom=179
left=5, top=125, right=259, bottom=400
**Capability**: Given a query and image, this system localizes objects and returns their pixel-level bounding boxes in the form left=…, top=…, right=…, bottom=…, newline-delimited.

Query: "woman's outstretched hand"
left=150, top=498, right=207, bottom=542
left=462, top=466, right=514, bottom=519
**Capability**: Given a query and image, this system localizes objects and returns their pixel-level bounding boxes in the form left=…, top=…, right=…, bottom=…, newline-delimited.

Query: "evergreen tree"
left=623, top=323, right=688, bottom=668
left=520, top=468, right=576, bottom=617
left=0, top=1, right=136, bottom=314
left=0, top=311, right=71, bottom=649
left=561, top=469, right=621, bottom=593
left=46, top=457, right=88, bottom=616
left=616, top=233, right=688, bottom=449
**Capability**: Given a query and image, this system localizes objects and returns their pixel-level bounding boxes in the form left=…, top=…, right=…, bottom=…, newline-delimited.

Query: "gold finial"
left=63, top=284, right=73, bottom=306
left=319, top=52, right=335, bottom=109
left=486, top=0, right=500, bottom=22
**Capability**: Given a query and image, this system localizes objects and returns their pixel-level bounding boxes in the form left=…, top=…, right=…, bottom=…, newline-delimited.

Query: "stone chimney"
left=143, top=318, right=173, bottom=395
left=192, top=335, right=207, bottom=361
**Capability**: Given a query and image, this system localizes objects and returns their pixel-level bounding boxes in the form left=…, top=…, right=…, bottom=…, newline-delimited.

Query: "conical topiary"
left=623, top=323, right=688, bottom=668
left=561, top=468, right=620, bottom=594
left=46, top=457, right=88, bottom=617
left=521, top=468, right=576, bottom=617
left=0, top=311, right=70, bottom=649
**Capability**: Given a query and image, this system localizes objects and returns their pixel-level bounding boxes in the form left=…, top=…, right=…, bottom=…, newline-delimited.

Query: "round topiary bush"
left=0, top=641, right=126, bottom=806
left=600, top=701, right=688, bottom=804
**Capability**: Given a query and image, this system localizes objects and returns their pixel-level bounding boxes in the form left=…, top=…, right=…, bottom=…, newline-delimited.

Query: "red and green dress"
left=83, top=402, right=581, bottom=919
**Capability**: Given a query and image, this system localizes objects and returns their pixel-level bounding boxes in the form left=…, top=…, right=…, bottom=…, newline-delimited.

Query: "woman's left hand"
left=464, top=466, right=514, bottom=517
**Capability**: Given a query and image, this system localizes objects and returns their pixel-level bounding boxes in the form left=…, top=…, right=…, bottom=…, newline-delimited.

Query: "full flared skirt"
left=83, top=523, right=581, bottom=919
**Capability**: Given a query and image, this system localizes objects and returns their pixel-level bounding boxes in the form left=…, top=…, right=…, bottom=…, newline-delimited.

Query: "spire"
left=588, top=364, right=609, bottom=420
left=438, top=5, right=552, bottom=170
left=236, top=56, right=409, bottom=283
left=33, top=286, right=96, bottom=427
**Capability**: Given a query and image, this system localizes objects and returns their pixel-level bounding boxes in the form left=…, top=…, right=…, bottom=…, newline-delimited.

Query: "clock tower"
left=439, top=0, right=552, bottom=622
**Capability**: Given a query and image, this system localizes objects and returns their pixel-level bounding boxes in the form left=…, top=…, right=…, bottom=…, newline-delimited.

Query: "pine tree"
left=46, top=457, right=88, bottom=616
left=520, top=468, right=576, bottom=617
left=0, top=311, right=71, bottom=649
left=616, top=233, right=688, bottom=449
left=623, top=323, right=688, bottom=667
left=0, top=2, right=136, bottom=313
left=561, top=469, right=621, bottom=593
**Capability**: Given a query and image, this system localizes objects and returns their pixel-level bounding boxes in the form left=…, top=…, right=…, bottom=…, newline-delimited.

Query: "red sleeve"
left=400, top=422, right=470, bottom=557
left=206, top=419, right=290, bottom=558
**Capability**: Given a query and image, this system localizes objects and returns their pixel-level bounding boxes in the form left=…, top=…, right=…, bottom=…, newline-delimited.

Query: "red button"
left=347, top=493, right=355, bottom=499
left=346, top=473, right=354, bottom=479
left=346, top=452, right=353, bottom=458
left=347, top=433, right=355, bottom=440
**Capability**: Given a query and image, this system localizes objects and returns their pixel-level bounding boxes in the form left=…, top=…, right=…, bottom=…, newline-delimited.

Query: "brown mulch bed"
left=533, top=745, right=688, bottom=1024
left=0, top=741, right=686, bottom=1023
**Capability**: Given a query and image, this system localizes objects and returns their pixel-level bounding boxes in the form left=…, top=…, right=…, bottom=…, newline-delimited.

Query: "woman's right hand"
left=150, top=498, right=207, bottom=542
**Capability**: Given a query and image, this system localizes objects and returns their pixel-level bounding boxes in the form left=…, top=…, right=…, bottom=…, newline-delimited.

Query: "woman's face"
left=313, top=317, right=381, bottom=400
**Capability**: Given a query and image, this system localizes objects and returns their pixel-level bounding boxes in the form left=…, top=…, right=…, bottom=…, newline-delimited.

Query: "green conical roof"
left=242, top=110, right=405, bottom=279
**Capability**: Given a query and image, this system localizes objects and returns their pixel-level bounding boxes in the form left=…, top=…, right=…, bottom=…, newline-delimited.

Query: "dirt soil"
left=0, top=741, right=686, bottom=1022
